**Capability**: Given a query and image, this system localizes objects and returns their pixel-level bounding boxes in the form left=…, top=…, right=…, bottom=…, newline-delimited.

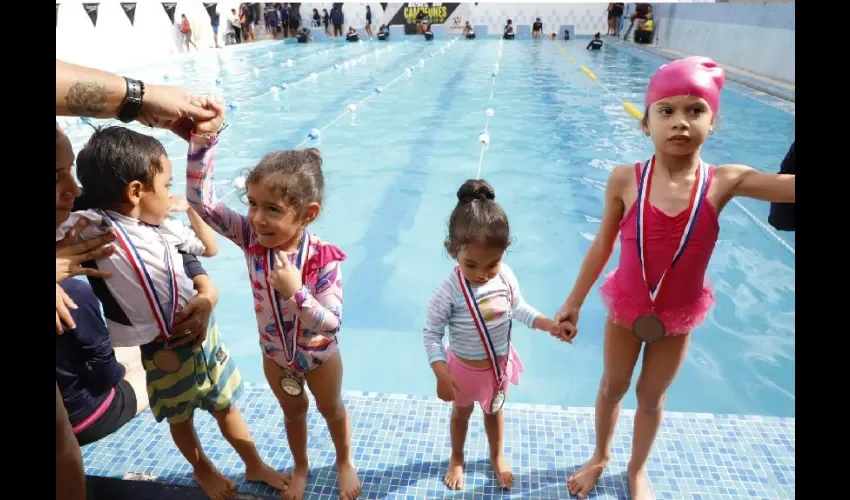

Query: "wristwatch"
left=118, top=77, right=145, bottom=123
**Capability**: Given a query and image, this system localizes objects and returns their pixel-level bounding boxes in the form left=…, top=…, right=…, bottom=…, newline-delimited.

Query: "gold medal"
left=632, top=314, right=666, bottom=343
left=152, top=350, right=181, bottom=373
left=280, top=375, right=304, bottom=397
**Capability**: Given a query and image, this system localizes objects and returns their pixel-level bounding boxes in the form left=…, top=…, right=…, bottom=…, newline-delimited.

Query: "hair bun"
left=457, top=179, right=495, bottom=204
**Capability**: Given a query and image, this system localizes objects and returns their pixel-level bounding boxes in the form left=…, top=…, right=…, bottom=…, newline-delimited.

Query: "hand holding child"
left=553, top=301, right=580, bottom=343
left=535, top=316, right=573, bottom=343
left=268, top=249, right=303, bottom=300
left=194, top=95, right=226, bottom=136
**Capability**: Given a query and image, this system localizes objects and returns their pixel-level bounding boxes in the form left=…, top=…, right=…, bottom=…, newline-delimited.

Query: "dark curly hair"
left=444, top=179, right=511, bottom=255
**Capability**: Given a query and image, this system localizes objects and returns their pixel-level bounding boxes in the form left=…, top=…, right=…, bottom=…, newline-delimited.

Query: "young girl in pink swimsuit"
left=186, top=98, right=361, bottom=500
left=554, top=57, right=795, bottom=499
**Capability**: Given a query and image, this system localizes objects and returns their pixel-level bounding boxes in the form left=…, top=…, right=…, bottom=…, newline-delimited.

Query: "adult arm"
left=768, top=142, right=796, bottom=231
left=63, top=280, right=125, bottom=394
left=56, top=60, right=215, bottom=127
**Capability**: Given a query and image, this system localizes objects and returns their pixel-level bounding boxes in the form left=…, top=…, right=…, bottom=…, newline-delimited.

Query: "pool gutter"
left=609, top=39, right=795, bottom=103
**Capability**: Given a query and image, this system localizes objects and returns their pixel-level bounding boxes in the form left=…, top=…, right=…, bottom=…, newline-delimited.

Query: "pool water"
left=65, top=38, right=795, bottom=419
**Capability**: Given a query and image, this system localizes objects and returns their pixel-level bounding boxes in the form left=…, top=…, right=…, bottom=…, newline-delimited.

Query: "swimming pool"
left=65, top=38, right=795, bottom=420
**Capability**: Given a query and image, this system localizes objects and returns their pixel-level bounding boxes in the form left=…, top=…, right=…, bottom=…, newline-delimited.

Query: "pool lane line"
left=293, top=38, right=461, bottom=150
left=475, top=39, right=504, bottom=180
left=557, top=45, right=795, bottom=257
left=171, top=42, right=426, bottom=191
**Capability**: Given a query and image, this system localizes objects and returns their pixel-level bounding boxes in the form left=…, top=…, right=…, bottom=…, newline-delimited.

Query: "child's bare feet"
left=627, top=465, right=654, bottom=500
left=444, top=454, right=464, bottom=490
left=283, top=465, right=309, bottom=500
left=193, top=461, right=236, bottom=500
left=491, top=454, right=514, bottom=489
left=567, top=455, right=609, bottom=499
left=336, top=460, right=361, bottom=499
left=245, top=463, right=291, bottom=492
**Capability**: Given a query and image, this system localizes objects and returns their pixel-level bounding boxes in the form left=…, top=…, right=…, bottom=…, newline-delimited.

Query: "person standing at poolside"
left=553, top=57, right=794, bottom=499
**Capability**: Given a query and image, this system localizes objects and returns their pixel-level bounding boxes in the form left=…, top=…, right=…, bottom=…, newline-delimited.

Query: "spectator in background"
left=634, top=12, right=654, bottom=44
left=622, top=3, right=651, bottom=41
left=280, top=3, right=290, bottom=38
left=331, top=6, right=344, bottom=37
left=240, top=4, right=255, bottom=42
left=365, top=6, right=373, bottom=36
left=228, top=8, right=241, bottom=44
left=179, top=14, right=197, bottom=52
left=564, top=29, right=570, bottom=40
left=612, top=3, right=624, bottom=36
left=769, top=142, right=796, bottom=232
left=323, top=8, right=330, bottom=35
left=289, top=4, right=301, bottom=36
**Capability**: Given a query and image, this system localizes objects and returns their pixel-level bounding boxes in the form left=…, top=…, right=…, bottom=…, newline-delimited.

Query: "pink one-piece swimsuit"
left=600, top=162, right=720, bottom=334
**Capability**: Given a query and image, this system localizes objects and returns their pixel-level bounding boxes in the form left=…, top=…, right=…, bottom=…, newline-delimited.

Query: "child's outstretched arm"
left=184, top=97, right=253, bottom=250
left=186, top=208, right=219, bottom=257
left=165, top=196, right=219, bottom=257
left=717, top=164, right=795, bottom=204
left=501, top=265, right=562, bottom=339
left=555, top=165, right=629, bottom=332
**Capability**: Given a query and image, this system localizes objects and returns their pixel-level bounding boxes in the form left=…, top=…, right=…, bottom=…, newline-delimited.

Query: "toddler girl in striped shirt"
left=422, top=179, right=573, bottom=491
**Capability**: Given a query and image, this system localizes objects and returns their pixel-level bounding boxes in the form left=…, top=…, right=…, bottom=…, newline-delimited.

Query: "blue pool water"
left=65, top=38, right=794, bottom=419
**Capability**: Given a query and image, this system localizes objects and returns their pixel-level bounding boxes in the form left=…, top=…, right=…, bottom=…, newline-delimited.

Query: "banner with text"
left=388, top=3, right=461, bottom=35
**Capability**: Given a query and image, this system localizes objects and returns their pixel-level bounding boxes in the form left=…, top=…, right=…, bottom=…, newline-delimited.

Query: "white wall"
left=463, top=2, right=607, bottom=36
left=56, top=0, right=220, bottom=72
left=654, top=2, right=795, bottom=84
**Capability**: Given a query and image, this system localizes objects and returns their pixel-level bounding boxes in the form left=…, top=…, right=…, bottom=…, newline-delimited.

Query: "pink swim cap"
left=645, top=56, right=726, bottom=114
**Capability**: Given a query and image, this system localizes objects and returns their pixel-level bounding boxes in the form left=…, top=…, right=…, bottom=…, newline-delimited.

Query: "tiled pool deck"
left=82, top=384, right=794, bottom=499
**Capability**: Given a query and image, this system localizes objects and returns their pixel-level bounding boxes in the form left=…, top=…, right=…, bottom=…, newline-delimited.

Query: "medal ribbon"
left=636, top=156, right=709, bottom=305
left=265, top=229, right=310, bottom=367
left=106, top=212, right=178, bottom=339
left=456, top=267, right=513, bottom=386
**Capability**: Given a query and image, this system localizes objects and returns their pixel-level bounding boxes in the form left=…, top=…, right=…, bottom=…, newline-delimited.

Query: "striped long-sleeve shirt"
left=423, top=263, right=541, bottom=364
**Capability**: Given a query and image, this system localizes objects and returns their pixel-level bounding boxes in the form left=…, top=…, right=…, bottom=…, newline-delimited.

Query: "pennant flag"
left=121, top=3, right=137, bottom=25
left=162, top=3, right=177, bottom=24
left=204, top=3, right=217, bottom=19
left=83, top=3, right=99, bottom=27
left=380, top=3, right=387, bottom=12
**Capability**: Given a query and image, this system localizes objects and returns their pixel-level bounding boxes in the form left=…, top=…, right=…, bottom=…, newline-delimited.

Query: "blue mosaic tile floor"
left=82, top=384, right=794, bottom=499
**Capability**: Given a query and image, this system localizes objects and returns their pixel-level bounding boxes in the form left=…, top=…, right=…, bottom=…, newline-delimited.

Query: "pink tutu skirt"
left=446, top=347, right=523, bottom=411
left=599, top=270, right=715, bottom=335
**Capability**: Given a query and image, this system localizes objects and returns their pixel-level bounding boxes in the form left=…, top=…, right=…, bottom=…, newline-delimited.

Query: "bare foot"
left=246, top=463, right=291, bottom=492
left=336, top=460, right=362, bottom=499
left=443, top=455, right=464, bottom=490
left=491, top=454, right=514, bottom=489
left=628, top=466, right=654, bottom=500
left=193, top=461, right=237, bottom=500
left=567, top=455, right=609, bottom=499
left=283, top=465, right=309, bottom=500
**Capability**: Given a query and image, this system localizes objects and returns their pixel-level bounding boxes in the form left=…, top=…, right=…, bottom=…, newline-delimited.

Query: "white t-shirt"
left=56, top=210, right=205, bottom=347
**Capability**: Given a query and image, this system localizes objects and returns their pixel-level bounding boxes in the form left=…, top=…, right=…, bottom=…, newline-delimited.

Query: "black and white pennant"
left=121, top=3, right=137, bottom=25
left=162, top=3, right=177, bottom=24
left=83, top=2, right=99, bottom=27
